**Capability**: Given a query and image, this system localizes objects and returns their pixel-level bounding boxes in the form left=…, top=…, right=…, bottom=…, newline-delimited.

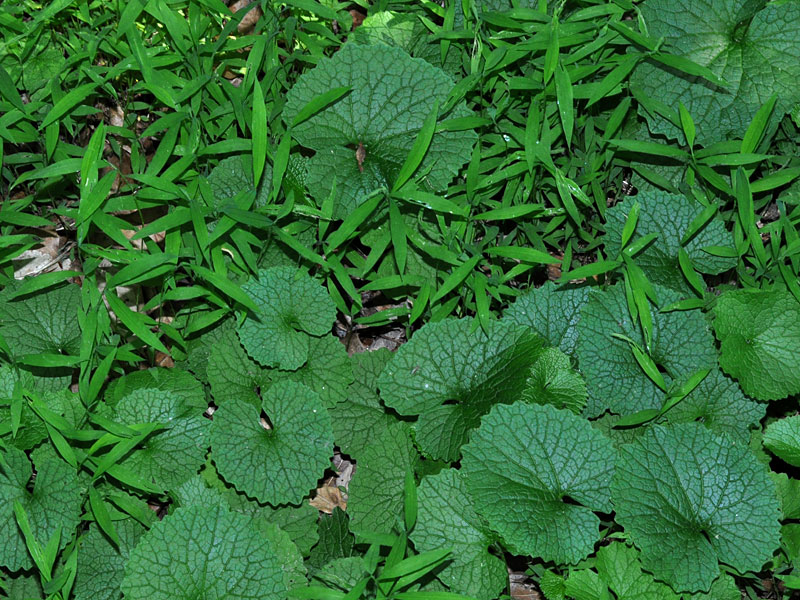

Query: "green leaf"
left=611, top=423, right=781, bottom=593
left=713, top=288, right=800, bottom=400
left=328, top=349, right=395, bottom=457
left=209, top=380, right=333, bottom=505
left=576, top=284, right=717, bottom=417
left=348, top=423, right=417, bottom=536
left=0, top=281, right=82, bottom=358
left=461, top=402, right=616, bottom=565
left=238, top=267, right=337, bottom=370
left=604, top=192, right=735, bottom=293
left=595, top=542, right=679, bottom=600
left=0, top=447, right=83, bottom=571
left=564, top=569, right=610, bottom=600
left=206, top=154, right=272, bottom=212
left=291, top=86, right=352, bottom=128
left=105, top=367, right=205, bottom=411
left=40, top=83, right=98, bottom=129
left=73, top=519, right=152, bottom=600
left=631, top=0, right=800, bottom=145
left=522, top=347, right=587, bottom=413
left=393, top=100, right=440, bottom=192
left=504, top=282, right=589, bottom=357
left=763, top=415, right=800, bottom=467
left=283, top=43, right=476, bottom=218
left=113, top=386, right=209, bottom=490
left=555, top=63, right=573, bottom=147
left=252, top=82, right=267, bottom=188
left=662, top=368, right=764, bottom=444
left=412, top=469, right=507, bottom=600
left=378, top=318, right=544, bottom=461
left=678, top=102, right=696, bottom=148
left=307, top=508, right=355, bottom=569
left=272, top=335, right=354, bottom=408
left=121, top=504, right=287, bottom=599
left=207, top=323, right=273, bottom=406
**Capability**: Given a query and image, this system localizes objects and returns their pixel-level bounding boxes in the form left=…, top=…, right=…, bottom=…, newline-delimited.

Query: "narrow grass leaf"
left=558, top=259, right=621, bottom=282
left=619, top=201, right=640, bottom=250
left=678, top=102, right=695, bottom=148
left=271, top=131, right=291, bottom=203
left=393, top=101, right=439, bottom=192
left=378, top=549, right=451, bottom=582
left=190, top=264, right=259, bottom=313
left=678, top=248, right=706, bottom=297
left=607, top=139, right=689, bottom=160
left=0, top=65, right=24, bottom=111
left=13, top=502, right=46, bottom=573
left=8, top=271, right=81, bottom=299
left=741, top=94, right=777, bottom=154
left=291, top=86, right=351, bottom=127
left=587, top=55, right=638, bottom=107
left=389, top=197, right=407, bottom=274
left=750, top=167, right=800, bottom=193
left=650, top=52, right=728, bottom=87
left=543, top=17, right=559, bottom=84
left=325, top=189, right=385, bottom=251
left=252, top=81, right=267, bottom=188
left=485, top=246, right=558, bottom=264
left=404, top=467, right=417, bottom=532
left=105, top=291, right=170, bottom=354
left=88, top=486, right=120, bottom=547
left=40, top=83, right=97, bottom=129
left=555, top=64, right=573, bottom=147
left=431, top=254, right=482, bottom=304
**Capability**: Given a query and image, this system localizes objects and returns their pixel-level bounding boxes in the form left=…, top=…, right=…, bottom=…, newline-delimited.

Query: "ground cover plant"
left=1, top=0, right=800, bottom=598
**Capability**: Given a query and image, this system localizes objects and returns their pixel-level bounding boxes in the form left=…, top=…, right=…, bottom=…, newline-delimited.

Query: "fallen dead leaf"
left=310, top=479, right=347, bottom=514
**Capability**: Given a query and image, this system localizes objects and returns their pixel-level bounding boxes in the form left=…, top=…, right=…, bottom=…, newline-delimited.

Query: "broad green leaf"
left=349, top=11, right=463, bottom=75
left=0, top=368, right=80, bottom=450
left=310, top=557, right=367, bottom=593
left=113, top=387, right=209, bottom=490
left=0, top=447, right=83, bottom=571
left=763, top=415, right=800, bottom=467
left=73, top=519, right=152, bottom=600
left=206, top=154, right=272, bottom=213
left=713, top=288, right=800, bottom=400
left=121, top=504, right=287, bottom=599
left=378, top=318, right=545, bottom=461
left=272, top=335, right=354, bottom=408
left=631, top=0, right=800, bottom=145
left=595, top=542, right=679, bottom=600
left=521, top=347, right=587, bottom=413
left=193, top=466, right=320, bottom=556
left=504, top=282, right=589, bottom=357
left=604, top=192, right=735, bottom=293
left=328, top=349, right=395, bottom=456
left=770, top=472, right=800, bottom=521
left=238, top=267, right=336, bottom=370
left=661, top=368, right=764, bottom=444
left=207, top=322, right=272, bottom=406
left=348, top=423, right=417, bottom=536
left=564, top=569, right=610, bottom=600
left=307, top=508, right=355, bottom=569
left=576, top=284, right=717, bottom=417
left=611, top=423, right=781, bottom=593
left=283, top=43, right=476, bottom=218
left=461, top=402, right=616, bottom=565
left=413, top=469, right=507, bottom=600
left=0, top=281, right=81, bottom=358
left=209, top=381, right=333, bottom=505
left=105, top=367, right=205, bottom=410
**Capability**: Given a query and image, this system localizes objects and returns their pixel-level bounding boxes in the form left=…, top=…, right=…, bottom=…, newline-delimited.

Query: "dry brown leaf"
left=310, top=481, right=347, bottom=514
